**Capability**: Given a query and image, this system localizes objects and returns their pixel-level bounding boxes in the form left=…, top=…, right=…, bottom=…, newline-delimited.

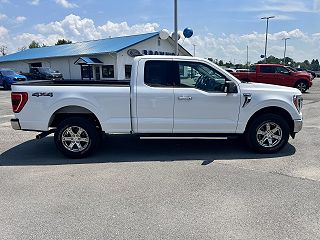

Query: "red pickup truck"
left=231, top=64, right=312, bottom=92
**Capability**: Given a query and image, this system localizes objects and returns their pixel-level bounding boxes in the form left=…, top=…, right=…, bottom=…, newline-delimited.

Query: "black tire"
left=294, top=80, right=308, bottom=93
left=54, top=117, right=101, bottom=158
left=3, top=81, right=10, bottom=90
left=245, top=113, right=289, bottom=153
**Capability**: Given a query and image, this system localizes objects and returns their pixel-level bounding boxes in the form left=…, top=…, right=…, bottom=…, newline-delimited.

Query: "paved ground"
left=1, top=80, right=320, bottom=240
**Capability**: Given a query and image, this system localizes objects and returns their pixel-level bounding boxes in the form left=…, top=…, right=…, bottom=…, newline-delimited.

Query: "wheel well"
left=49, top=106, right=102, bottom=129
left=295, top=79, right=308, bottom=86
left=245, top=107, right=294, bottom=133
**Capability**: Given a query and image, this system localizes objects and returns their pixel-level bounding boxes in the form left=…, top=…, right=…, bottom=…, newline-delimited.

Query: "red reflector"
left=11, top=92, right=28, bottom=113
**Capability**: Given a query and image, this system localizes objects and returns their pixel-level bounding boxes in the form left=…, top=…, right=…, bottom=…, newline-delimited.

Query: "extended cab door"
left=173, top=61, right=241, bottom=133
left=135, top=60, right=175, bottom=133
left=257, top=65, right=277, bottom=84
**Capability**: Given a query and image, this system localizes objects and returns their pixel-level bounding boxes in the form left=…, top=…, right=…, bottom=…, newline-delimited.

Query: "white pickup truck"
left=10, top=56, right=303, bottom=158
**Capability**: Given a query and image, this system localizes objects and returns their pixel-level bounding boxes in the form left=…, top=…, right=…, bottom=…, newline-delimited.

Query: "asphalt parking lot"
left=1, top=80, right=320, bottom=240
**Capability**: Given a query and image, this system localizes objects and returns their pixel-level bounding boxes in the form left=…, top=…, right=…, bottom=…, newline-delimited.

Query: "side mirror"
left=225, top=81, right=238, bottom=93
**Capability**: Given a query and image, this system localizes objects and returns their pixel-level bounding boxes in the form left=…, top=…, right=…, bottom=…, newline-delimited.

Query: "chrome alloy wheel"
left=296, top=82, right=307, bottom=92
left=61, top=126, right=90, bottom=152
left=256, top=122, right=282, bottom=148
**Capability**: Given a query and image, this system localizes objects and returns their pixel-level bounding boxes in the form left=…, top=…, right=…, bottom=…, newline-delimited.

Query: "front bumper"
left=11, top=119, right=21, bottom=130
left=293, top=119, right=303, bottom=133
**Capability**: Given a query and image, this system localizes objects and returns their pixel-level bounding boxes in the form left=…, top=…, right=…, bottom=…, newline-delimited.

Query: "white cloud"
left=242, top=0, right=313, bottom=13
left=35, top=14, right=101, bottom=40
left=97, top=21, right=159, bottom=36
left=1, top=14, right=319, bottom=63
left=29, top=0, right=40, bottom=5
left=35, top=14, right=159, bottom=41
left=15, top=16, right=27, bottom=24
left=55, top=0, right=78, bottom=8
left=0, top=13, right=7, bottom=20
left=183, top=29, right=320, bottom=63
left=314, top=0, right=320, bottom=11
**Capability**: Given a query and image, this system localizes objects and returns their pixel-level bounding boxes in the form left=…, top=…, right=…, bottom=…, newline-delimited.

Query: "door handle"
left=178, top=96, right=192, bottom=100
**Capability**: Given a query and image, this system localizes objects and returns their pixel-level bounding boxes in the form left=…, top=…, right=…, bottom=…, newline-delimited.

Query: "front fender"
left=236, top=97, right=301, bottom=133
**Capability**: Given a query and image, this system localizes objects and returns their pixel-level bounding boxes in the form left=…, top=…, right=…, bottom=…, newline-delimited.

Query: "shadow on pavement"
left=0, top=135, right=296, bottom=166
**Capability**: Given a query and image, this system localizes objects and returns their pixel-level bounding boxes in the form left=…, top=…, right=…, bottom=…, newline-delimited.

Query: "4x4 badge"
left=32, top=92, right=53, bottom=97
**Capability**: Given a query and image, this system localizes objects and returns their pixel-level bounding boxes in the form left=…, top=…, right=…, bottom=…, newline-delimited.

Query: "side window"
left=275, top=66, right=289, bottom=74
left=144, top=61, right=174, bottom=87
left=260, top=66, right=276, bottom=73
left=177, top=62, right=226, bottom=93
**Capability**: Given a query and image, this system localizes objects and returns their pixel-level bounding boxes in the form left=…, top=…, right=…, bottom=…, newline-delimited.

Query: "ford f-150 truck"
left=231, top=64, right=312, bottom=93
left=10, top=56, right=303, bottom=158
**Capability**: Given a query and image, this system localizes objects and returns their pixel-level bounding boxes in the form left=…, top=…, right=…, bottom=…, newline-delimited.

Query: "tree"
left=218, top=60, right=224, bottom=66
left=0, top=45, right=7, bottom=56
left=29, top=41, right=41, bottom=49
left=310, top=59, right=320, bottom=71
left=55, top=39, right=72, bottom=45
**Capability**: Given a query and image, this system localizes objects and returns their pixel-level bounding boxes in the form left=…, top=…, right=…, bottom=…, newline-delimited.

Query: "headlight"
left=293, top=95, right=303, bottom=113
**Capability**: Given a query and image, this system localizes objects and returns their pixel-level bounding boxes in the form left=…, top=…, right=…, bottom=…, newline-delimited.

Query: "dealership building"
left=0, top=32, right=191, bottom=80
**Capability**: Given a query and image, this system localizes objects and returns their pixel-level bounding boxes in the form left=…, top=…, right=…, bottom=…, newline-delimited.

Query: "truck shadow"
left=0, top=135, right=296, bottom=166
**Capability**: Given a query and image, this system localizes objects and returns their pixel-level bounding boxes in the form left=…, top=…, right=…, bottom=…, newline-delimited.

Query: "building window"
left=125, top=65, right=132, bottom=79
left=30, top=62, right=42, bottom=68
left=102, top=65, right=114, bottom=78
left=82, top=65, right=93, bottom=79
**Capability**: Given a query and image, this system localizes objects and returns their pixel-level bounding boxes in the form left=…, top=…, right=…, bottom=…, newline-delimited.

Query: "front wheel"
left=295, top=80, right=308, bottom=93
left=54, top=117, right=101, bottom=158
left=245, top=114, right=289, bottom=153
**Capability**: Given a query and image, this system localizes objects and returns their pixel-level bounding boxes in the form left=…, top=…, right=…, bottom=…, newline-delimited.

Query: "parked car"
left=295, top=68, right=316, bottom=79
left=11, top=56, right=303, bottom=158
left=23, top=67, right=63, bottom=81
left=231, top=64, right=312, bottom=93
left=0, top=69, right=27, bottom=90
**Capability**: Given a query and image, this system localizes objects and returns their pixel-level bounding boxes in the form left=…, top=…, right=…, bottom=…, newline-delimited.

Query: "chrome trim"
left=293, top=119, right=303, bottom=133
left=11, top=119, right=21, bottom=130
left=242, top=93, right=252, bottom=108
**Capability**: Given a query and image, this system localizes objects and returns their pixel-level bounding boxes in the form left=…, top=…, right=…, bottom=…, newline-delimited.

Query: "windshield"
left=1, top=70, right=17, bottom=76
left=39, top=67, right=56, bottom=74
left=287, top=66, right=297, bottom=72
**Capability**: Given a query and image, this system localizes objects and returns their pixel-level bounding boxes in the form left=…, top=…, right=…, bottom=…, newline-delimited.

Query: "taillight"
left=11, top=92, right=28, bottom=113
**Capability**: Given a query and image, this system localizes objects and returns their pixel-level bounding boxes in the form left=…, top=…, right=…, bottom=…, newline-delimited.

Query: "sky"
left=0, top=0, right=319, bottom=63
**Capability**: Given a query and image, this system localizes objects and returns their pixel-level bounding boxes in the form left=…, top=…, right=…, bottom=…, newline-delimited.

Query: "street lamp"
left=261, top=16, right=275, bottom=63
left=174, top=0, right=178, bottom=55
left=283, top=37, right=290, bottom=65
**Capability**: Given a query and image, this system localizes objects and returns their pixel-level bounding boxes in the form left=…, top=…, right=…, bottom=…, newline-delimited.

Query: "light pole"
left=261, top=16, right=275, bottom=63
left=174, top=0, right=178, bottom=55
left=283, top=37, right=290, bottom=65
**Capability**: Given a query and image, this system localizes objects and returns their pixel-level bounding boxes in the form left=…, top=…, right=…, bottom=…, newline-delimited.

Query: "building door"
left=95, top=66, right=100, bottom=80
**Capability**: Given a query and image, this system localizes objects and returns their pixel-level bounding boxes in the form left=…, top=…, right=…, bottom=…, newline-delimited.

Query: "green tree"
left=55, top=39, right=72, bottom=45
left=29, top=41, right=41, bottom=49
left=218, top=60, right=224, bottom=66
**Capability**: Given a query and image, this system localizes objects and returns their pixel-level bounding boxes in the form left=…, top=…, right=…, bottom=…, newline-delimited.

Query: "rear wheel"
left=3, top=81, right=10, bottom=90
left=295, top=80, right=308, bottom=93
left=54, top=117, right=101, bottom=158
left=245, top=114, right=289, bottom=153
